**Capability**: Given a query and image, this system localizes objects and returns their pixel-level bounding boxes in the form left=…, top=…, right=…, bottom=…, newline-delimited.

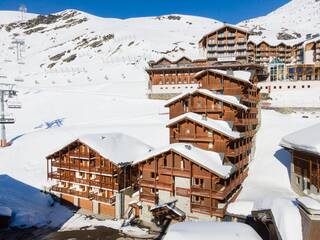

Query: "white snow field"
left=238, top=0, right=320, bottom=44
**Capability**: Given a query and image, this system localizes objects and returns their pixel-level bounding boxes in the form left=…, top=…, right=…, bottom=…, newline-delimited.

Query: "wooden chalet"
left=247, top=41, right=293, bottom=65
left=47, top=133, right=152, bottom=218
left=133, top=143, right=247, bottom=219
left=198, top=24, right=250, bottom=63
left=280, top=123, right=320, bottom=196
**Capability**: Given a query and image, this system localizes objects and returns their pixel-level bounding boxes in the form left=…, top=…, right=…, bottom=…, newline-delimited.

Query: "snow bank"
left=280, top=123, right=320, bottom=155
left=297, top=197, right=320, bottom=211
left=0, top=175, right=72, bottom=228
left=164, top=221, right=262, bottom=240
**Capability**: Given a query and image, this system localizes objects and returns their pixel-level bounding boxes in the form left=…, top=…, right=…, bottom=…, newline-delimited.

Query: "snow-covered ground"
left=268, top=88, right=320, bottom=108
left=229, top=110, right=320, bottom=240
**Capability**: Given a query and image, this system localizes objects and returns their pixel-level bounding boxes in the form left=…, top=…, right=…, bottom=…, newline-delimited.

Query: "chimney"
left=226, top=69, right=233, bottom=76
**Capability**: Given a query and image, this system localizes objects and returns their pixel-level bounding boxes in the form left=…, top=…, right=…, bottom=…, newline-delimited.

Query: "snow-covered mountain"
left=239, top=0, right=320, bottom=44
left=0, top=10, right=221, bottom=97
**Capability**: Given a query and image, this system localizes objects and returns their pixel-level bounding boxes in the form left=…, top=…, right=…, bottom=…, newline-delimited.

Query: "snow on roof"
left=280, top=123, right=320, bottom=155
left=248, top=35, right=301, bottom=47
left=167, top=112, right=240, bottom=139
left=165, top=89, right=248, bottom=110
left=199, top=23, right=249, bottom=43
left=227, top=201, right=254, bottom=217
left=297, top=197, right=320, bottom=212
left=77, top=133, right=153, bottom=165
left=164, top=221, right=262, bottom=240
left=0, top=206, right=12, bottom=217
left=193, top=69, right=252, bottom=85
left=133, top=143, right=234, bottom=178
left=303, top=36, right=320, bottom=47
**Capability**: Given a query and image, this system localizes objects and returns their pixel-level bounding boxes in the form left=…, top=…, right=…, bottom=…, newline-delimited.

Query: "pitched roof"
left=280, top=123, right=320, bottom=155
left=199, top=23, right=249, bottom=44
left=193, top=69, right=253, bottom=85
left=164, top=89, right=248, bottom=110
left=133, top=143, right=234, bottom=178
left=167, top=112, right=240, bottom=139
left=47, top=133, right=153, bottom=165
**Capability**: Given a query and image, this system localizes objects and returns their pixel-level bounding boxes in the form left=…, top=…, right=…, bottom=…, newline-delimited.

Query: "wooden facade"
left=47, top=139, right=133, bottom=218
left=137, top=64, right=259, bottom=220
left=247, top=41, right=293, bottom=65
left=289, top=149, right=320, bottom=193
left=136, top=149, right=248, bottom=218
left=199, top=24, right=249, bottom=63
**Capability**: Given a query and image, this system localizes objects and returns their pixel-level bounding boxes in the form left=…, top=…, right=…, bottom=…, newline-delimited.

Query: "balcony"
left=51, top=185, right=115, bottom=204
left=48, top=172, right=116, bottom=189
left=159, top=166, right=190, bottom=178
left=234, top=118, right=259, bottom=126
left=69, top=151, right=96, bottom=160
left=171, top=134, right=213, bottom=143
left=190, top=170, right=248, bottom=201
left=191, top=203, right=226, bottom=218
left=226, top=143, right=252, bottom=157
left=51, top=161, right=115, bottom=175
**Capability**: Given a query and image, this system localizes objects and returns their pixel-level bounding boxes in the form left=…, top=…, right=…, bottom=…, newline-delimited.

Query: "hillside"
left=238, top=0, right=320, bottom=45
left=0, top=10, right=221, bottom=97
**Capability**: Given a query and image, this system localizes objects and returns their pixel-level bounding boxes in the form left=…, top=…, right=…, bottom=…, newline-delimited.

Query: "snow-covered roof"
left=193, top=69, right=253, bottom=85
left=167, top=112, right=240, bottom=139
left=165, top=89, right=248, bottom=110
left=199, top=23, right=249, bottom=44
left=280, top=123, right=320, bottom=155
left=78, top=133, right=153, bottom=164
left=164, top=221, right=262, bottom=240
left=297, top=197, right=320, bottom=214
left=133, top=143, right=234, bottom=178
left=248, top=36, right=301, bottom=47
left=0, top=206, right=12, bottom=217
left=303, top=36, right=320, bottom=47
left=48, top=133, right=153, bottom=165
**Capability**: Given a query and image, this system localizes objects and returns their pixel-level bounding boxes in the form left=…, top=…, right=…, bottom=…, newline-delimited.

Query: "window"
left=186, top=129, right=190, bottom=134
left=151, top=172, right=155, bottom=178
left=151, top=188, right=156, bottom=193
left=208, top=142, right=213, bottom=149
left=296, top=176, right=300, bottom=185
left=163, top=158, right=168, bottom=167
left=180, top=160, right=185, bottom=169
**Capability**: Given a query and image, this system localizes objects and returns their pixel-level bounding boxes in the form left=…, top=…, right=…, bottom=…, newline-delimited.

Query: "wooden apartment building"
left=198, top=24, right=250, bottom=63
left=47, top=133, right=152, bottom=218
left=134, top=68, right=259, bottom=221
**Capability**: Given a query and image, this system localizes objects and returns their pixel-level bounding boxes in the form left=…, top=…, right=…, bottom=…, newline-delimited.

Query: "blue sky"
left=0, top=0, right=289, bottom=23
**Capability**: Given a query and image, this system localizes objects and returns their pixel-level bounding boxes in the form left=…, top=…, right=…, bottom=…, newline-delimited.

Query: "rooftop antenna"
left=0, top=83, right=18, bottom=147
left=19, top=4, right=27, bottom=21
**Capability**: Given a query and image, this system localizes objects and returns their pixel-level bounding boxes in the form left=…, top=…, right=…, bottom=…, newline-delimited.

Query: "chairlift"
left=14, top=77, right=24, bottom=82
left=6, top=99, right=22, bottom=109
left=0, top=114, right=15, bottom=124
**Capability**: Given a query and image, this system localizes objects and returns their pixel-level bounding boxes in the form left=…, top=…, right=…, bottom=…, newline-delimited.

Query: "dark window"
left=151, top=172, right=155, bottom=178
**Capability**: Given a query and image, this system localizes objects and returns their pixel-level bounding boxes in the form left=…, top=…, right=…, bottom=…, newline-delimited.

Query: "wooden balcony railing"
left=48, top=172, right=116, bottom=189
left=226, top=142, right=252, bottom=157
left=51, top=161, right=115, bottom=175
left=51, top=185, right=116, bottom=204
left=191, top=203, right=226, bottom=218
left=69, top=151, right=96, bottom=159
left=190, top=169, right=248, bottom=200
left=171, top=134, right=213, bottom=143
left=159, top=166, right=190, bottom=177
